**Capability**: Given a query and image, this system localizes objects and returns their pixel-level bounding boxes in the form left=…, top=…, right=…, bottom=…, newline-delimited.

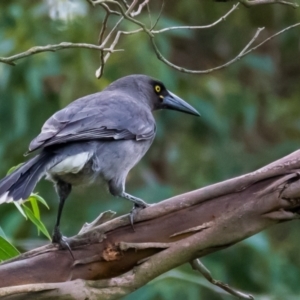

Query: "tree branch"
left=1, top=149, right=300, bottom=299
left=0, top=42, right=119, bottom=66
left=1, top=1, right=298, bottom=78
left=190, top=259, right=254, bottom=299
left=239, top=0, right=299, bottom=8
left=150, top=21, right=300, bottom=74
left=151, top=3, right=240, bottom=34
left=215, top=0, right=298, bottom=7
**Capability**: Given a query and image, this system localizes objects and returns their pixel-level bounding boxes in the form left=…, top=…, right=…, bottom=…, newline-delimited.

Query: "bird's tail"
left=0, top=153, right=53, bottom=204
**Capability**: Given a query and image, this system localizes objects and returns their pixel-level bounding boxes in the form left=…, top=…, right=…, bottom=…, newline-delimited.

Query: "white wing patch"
left=50, top=152, right=91, bottom=175
left=0, top=192, right=14, bottom=204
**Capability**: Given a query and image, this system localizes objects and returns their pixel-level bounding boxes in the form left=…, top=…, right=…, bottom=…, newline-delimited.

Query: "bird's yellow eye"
left=154, top=85, right=161, bottom=93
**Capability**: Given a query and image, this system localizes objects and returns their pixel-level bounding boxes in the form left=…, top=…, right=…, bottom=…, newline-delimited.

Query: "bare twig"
left=97, top=4, right=111, bottom=78
left=92, top=2, right=238, bottom=78
left=146, top=1, right=153, bottom=28
left=191, top=259, right=254, bottom=300
left=92, top=0, right=152, bottom=78
left=242, top=22, right=300, bottom=55
left=126, top=0, right=139, bottom=14
left=0, top=42, right=119, bottom=66
left=150, top=0, right=164, bottom=31
left=99, top=2, right=121, bottom=15
left=150, top=27, right=265, bottom=74
left=239, top=0, right=298, bottom=8
left=152, top=3, right=240, bottom=34
left=91, top=1, right=300, bottom=78
left=150, top=21, right=300, bottom=74
left=95, top=28, right=143, bottom=78
left=98, top=6, right=110, bottom=44
left=131, top=0, right=150, bottom=17
left=0, top=0, right=298, bottom=78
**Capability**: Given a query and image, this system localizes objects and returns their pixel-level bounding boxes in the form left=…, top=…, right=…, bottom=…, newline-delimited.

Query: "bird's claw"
left=52, top=226, right=75, bottom=260
left=129, top=202, right=149, bottom=231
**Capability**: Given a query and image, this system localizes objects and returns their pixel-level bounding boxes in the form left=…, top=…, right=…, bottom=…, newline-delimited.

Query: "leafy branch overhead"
left=0, top=0, right=299, bottom=78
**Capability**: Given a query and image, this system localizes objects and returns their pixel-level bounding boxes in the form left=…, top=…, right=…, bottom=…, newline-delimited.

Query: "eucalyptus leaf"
left=0, top=236, right=20, bottom=261
left=22, top=205, right=51, bottom=240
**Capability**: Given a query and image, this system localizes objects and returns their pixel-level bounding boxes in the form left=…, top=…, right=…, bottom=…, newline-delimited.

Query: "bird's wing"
left=28, top=91, right=156, bottom=153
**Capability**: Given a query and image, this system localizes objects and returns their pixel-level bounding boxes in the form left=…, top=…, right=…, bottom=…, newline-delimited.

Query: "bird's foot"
left=52, top=226, right=75, bottom=260
left=129, top=202, right=149, bottom=231
left=120, top=192, right=150, bottom=231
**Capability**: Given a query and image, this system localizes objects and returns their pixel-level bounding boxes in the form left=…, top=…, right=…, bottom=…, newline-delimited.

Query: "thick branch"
left=1, top=149, right=300, bottom=299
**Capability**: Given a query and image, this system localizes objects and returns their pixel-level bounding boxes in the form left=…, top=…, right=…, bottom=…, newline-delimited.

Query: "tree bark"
left=1, top=149, right=300, bottom=299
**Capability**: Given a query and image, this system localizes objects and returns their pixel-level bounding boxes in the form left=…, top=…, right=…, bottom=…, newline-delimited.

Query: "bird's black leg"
left=52, top=180, right=74, bottom=259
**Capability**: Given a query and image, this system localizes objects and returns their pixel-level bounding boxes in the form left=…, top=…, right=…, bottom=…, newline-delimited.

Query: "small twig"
left=100, top=16, right=124, bottom=46
left=131, top=0, right=150, bottom=17
left=152, top=3, right=239, bottom=34
left=2, top=0, right=297, bottom=77
left=79, top=210, right=116, bottom=234
left=99, top=2, right=121, bottom=15
left=239, top=0, right=298, bottom=8
left=150, top=0, right=165, bottom=31
left=98, top=6, right=110, bottom=44
left=121, top=0, right=130, bottom=9
left=93, top=0, right=151, bottom=78
left=239, top=27, right=264, bottom=55
left=242, top=22, right=300, bottom=56
left=146, top=2, right=153, bottom=28
left=96, top=28, right=142, bottom=78
left=0, top=42, right=118, bottom=66
left=126, top=0, right=139, bottom=14
left=94, top=0, right=154, bottom=36
left=149, top=23, right=299, bottom=74
left=97, top=4, right=111, bottom=78
left=150, top=27, right=265, bottom=74
left=191, top=259, right=254, bottom=300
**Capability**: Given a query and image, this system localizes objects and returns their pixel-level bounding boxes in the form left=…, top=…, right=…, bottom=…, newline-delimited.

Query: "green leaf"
left=29, top=196, right=40, bottom=220
left=29, top=196, right=40, bottom=235
left=29, top=194, right=49, bottom=209
left=0, top=236, right=20, bottom=262
left=6, top=163, right=24, bottom=175
left=14, top=201, right=27, bottom=219
left=22, top=205, right=51, bottom=240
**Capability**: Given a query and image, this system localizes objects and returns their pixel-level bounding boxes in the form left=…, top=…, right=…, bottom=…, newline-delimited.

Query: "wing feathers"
left=28, top=92, right=155, bottom=153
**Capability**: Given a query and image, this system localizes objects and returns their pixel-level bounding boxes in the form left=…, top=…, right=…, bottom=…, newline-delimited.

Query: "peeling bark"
left=1, top=149, right=300, bottom=299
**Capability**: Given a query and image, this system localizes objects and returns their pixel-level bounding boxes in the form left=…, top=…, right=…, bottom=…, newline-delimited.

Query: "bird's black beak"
left=162, top=91, right=200, bottom=116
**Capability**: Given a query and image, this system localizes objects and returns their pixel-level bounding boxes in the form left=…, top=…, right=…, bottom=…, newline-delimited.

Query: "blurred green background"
left=1, top=0, right=300, bottom=299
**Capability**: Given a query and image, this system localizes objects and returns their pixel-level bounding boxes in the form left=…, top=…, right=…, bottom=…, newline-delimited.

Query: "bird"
left=0, top=74, right=200, bottom=251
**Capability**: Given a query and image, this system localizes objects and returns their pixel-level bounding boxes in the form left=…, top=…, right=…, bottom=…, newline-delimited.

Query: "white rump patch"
left=50, top=152, right=91, bottom=175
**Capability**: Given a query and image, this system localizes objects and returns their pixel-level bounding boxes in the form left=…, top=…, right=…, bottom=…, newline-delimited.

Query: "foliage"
left=0, top=0, right=300, bottom=298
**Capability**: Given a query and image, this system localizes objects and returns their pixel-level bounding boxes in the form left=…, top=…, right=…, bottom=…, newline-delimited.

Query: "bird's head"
left=144, top=78, right=200, bottom=117
left=106, top=75, right=200, bottom=117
